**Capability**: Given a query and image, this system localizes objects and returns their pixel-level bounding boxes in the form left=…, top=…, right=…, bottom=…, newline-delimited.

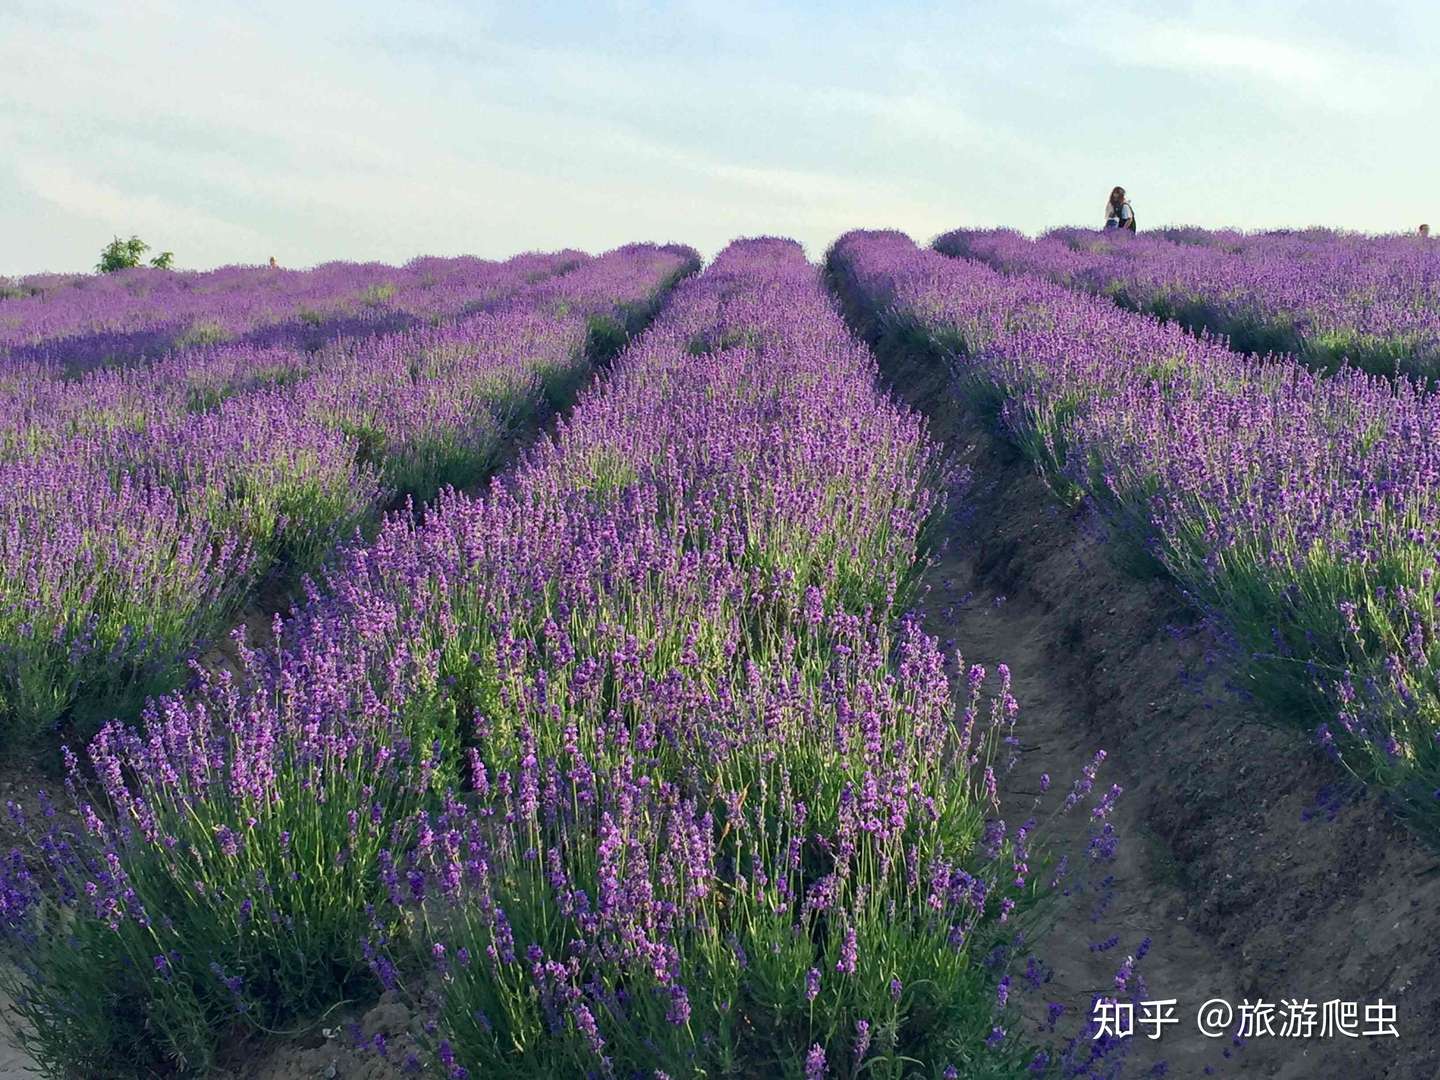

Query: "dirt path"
left=0, top=990, right=36, bottom=1078
left=889, top=351, right=1440, bottom=1078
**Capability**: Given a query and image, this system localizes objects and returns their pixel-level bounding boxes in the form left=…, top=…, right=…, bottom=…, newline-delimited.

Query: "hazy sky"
left=2, top=0, right=1436, bottom=273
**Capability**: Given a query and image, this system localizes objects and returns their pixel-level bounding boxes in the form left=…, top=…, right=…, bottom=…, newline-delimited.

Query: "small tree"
left=97, top=235, right=148, bottom=272
left=97, top=236, right=175, bottom=272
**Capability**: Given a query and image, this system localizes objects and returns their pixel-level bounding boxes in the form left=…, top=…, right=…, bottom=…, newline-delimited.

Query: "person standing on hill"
left=1104, top=187, right=1135, bottom=232
left=1421, top=224, right=1431, bottom=238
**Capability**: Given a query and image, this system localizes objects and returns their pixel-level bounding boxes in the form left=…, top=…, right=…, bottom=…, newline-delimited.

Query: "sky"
left=2, top=0, right=1437, bottom=274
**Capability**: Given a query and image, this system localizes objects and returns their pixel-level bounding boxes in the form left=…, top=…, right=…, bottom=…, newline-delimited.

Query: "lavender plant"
left=0, top=615, right=461, bottom=1077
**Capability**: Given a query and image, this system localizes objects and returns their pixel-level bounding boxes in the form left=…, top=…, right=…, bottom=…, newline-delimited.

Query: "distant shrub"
left=359, top=283, right=397, bottom=307
left=96, top=236, right=175, bottom=272
left=175, top=320, right=228, bottom=348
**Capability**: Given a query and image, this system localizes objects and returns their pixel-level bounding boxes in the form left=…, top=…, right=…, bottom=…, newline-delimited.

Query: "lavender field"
left=831, top=230, right=1440, bottom=829
left=2, top=226, right=1440, bottom=1080
left=0, top=245, right=697, bottom=747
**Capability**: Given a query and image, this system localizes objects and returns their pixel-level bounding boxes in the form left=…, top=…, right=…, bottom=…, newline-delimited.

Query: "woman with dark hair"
left=1104, top=187, right=1135, bottom=232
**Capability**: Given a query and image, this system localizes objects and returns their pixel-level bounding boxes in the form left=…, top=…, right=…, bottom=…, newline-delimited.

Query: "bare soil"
left=0, top=992, right=36, bottom=1079
left=215, top=993, right=419, bottom=1080
left=887, top=344, right=1440, bottom=1079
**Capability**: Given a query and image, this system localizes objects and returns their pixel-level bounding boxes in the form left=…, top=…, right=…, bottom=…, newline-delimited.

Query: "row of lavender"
left=939, top=227, right=1440, bottom=380
left=0, top=252, right=589, bottom=372
left=1152, top=225, right=1422, bottom=253
left=829, top=230, right=1440, bottom=834
left=0, top=251, right=585, bottom=461
left=0, top=239, right=1103, bottom=1078
left=0, top=244, right=698, bottom=748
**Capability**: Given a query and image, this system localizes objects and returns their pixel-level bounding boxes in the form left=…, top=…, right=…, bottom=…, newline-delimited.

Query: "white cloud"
left=13, top=159, right=269, bottom=254
left=1080, top=14, right=1421, bottom=115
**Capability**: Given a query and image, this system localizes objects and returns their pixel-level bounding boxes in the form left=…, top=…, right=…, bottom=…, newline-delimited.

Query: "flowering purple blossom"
left=852, top=1019, right=872, bottom=1062
left=805, top=1044, right=827, bottom=1080
left=571, top=1003, right=604, bottom=1056
left=1115, top=954, right=1136, bottom=991
left=836, top=925, right=858, bottom=975
left=665, top=986, right=691, bottom=1027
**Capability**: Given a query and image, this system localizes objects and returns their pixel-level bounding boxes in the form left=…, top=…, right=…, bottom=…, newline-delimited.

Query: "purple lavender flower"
left=665, top=985, right=691, bottom=1027
left=836, top=925, right=858, bottom=975
left=805, top=967, right=821, bottom=1003
left=571, top=1003, right=604, bottom=1057
left=853, top=1019, right=872, bottom=1062
left=804, top=1043, right=826, bottom=1080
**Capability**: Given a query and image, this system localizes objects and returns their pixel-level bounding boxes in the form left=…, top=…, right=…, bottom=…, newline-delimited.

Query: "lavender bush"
left=357, top=239, right=1048, bottom=1077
